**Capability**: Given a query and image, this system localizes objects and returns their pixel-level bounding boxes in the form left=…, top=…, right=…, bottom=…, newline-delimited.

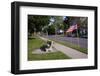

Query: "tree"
left=28, top=15, right=50, bottom=35
left=47, top=25, right=55, bottom=35
left=63, top=16, right=71, bottom=35
left=51, top=16, right=64, bottom=35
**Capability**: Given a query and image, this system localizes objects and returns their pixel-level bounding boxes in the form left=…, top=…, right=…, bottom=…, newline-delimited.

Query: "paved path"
left=39, top=36, right=87, bottom=59
left=32, top=48, right=58, bottom=54
left=53, top=42, right=87, bottom=59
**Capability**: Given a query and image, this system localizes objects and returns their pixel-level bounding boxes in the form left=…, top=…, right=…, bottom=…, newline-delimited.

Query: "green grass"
left=28, top=36, right=70, bottom=61
left=28, top=37, right=46, bottom=51
left=49, top=39, right=88, bottom=54
left=28, top=52, right=71, bottom=61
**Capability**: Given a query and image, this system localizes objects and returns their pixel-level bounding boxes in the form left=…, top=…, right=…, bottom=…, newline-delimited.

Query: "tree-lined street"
left=28, top=15, right=88, bottom=60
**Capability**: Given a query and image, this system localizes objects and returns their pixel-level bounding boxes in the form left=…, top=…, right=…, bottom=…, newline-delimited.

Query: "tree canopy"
left=28, top=15, right=87, bottom=36
left=28, top=15, right=50, bottom=34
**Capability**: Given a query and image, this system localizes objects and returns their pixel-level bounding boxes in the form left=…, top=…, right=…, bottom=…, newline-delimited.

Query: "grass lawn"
left=28, top=36, right=71, bottom=61
left=29, top=52, right=71, bottom=61
left=49, top=39, right=88, bottom=54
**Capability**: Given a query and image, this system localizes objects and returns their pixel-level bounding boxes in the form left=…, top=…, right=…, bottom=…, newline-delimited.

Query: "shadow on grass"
left=28, top=37, right=36, bottom=40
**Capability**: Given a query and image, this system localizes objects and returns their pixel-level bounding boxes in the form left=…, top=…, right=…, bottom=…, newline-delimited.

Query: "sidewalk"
left=39, top=36, right=87, bottom=59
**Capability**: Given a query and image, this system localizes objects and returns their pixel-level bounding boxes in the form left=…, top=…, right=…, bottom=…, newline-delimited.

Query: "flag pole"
left=76, top=26, right=80, bottom=48
left=71, top=32, right=73, bottom=45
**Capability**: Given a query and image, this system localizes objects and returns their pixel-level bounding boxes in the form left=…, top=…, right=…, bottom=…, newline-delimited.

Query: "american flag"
left=66, top=24, right=78, bottom=33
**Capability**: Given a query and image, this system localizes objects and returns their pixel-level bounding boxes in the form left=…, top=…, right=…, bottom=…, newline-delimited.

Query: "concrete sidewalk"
left=39, top=36, right=87, bottom=59
left=53, top=42, right=87, bottom=59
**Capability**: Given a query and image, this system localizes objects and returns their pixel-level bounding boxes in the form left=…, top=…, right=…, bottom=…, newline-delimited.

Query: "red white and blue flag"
left=66, top=24, right=78, bottom=33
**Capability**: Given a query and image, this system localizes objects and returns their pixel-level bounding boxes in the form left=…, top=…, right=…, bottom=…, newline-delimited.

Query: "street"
left=44, top=35, right=87, bottom=49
